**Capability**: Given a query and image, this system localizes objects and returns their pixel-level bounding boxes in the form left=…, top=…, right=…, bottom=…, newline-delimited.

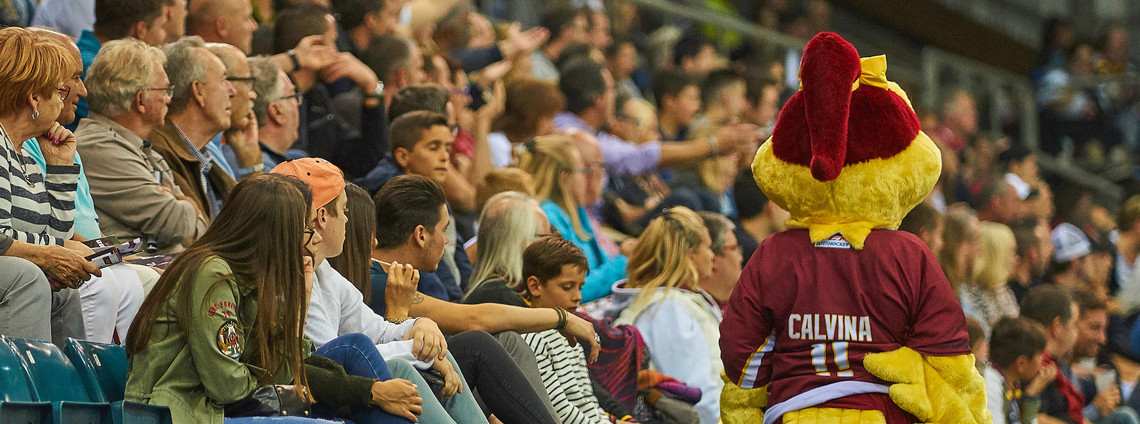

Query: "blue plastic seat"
left=0, top=337, right=51, bottom=424
left=62, top=339, right=171, bottom=424
left=3, top=337, right=111, bottom=424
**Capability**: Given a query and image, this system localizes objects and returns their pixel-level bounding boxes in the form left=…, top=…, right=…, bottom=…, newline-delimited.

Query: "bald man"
left=187, top=0, right=257, bottom=54
left=205, top=43, right=263, bottom=180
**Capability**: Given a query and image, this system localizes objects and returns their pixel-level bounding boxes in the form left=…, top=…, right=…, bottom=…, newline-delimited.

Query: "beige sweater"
left=75, top=113, right=204, bottom=253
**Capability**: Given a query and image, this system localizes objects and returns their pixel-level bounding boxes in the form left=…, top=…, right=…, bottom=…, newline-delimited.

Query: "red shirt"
left=721, top=229, right=970, bottom=412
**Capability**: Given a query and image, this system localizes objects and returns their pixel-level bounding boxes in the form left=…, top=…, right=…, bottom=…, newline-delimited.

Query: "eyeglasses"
left=275, top=92, right=303, bottom=105
left=226, top=76, right=256, bottom=87
left=141, top=86, right=175, bottom=98
left=57, top=86, right=71, bottom=101
left=303, top=224, right=316, bottom=246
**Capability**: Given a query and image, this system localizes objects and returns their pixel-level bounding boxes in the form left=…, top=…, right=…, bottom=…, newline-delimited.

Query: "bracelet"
left=238, top=163, right=265, bottom=176
left=287, top=49, right=301, bottom=72
left=386, top=317, right=411, bottom=324
left=707, top=136, right=718, bottom=157
left=554, top=307, right=567, bottom=330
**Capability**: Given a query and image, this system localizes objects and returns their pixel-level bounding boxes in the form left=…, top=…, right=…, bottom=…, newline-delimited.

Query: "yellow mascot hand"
left=863, top=347, right=990, bottom=424
left=720, top=372, right=767, bottom=424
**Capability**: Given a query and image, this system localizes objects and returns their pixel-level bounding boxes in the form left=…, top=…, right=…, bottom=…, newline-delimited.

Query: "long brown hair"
left=329, top=183, right=375, bottom=300
left=126, top=174, right=313, bottom=393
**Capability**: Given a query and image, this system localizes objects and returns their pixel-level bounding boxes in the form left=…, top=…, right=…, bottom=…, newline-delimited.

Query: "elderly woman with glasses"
left=0, top=26, right=108, bottom=346
left=0, top=27, right=128, bottom=338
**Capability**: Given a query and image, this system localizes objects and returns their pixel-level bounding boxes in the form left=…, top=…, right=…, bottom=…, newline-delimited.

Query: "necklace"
left=0, top=121, right=34, bottom=184
left=0, top=122, right=34, bottom=185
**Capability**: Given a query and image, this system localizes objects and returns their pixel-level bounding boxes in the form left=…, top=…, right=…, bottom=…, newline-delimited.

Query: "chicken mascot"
left=719, top=32, right=990, bottom=424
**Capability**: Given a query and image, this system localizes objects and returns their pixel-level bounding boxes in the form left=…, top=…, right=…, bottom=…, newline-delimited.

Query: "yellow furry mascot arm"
left=861, top=250, right=990, bottom=424
left=863, top=349, right=990, bottom=424
left=721, top=373, right=768, bottom=424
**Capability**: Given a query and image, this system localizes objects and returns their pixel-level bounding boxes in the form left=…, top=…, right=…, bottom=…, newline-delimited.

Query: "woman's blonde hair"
left=0, top=27, right=77, bottom=117
left=971, top=221, right=1016, bottom=290
left=627, top=206, right=706, bottom=307
left=519, top=133, right=589, bottom=240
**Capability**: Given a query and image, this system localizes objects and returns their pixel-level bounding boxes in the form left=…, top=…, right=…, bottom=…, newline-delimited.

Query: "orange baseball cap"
left=271, top=158, right=346, bottom=208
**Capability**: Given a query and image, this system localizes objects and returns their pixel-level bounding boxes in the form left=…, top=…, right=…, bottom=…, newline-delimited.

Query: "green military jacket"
left=124, top=257, right=304, bottom=424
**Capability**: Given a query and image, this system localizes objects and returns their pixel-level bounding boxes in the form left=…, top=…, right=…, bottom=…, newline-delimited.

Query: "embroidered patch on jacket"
left=217, top=320, right=244, bottom=359
left=814, top=234, right=852, bottom=249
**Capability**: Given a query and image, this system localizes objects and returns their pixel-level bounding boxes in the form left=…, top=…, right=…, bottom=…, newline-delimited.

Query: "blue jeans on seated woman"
left=312, top=333, right=416, bottom=424
left=225, top=417, right=341, bottom=423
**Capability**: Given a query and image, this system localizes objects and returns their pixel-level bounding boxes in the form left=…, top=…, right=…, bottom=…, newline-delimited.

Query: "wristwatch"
left=365, top=81, right=384, bottom=99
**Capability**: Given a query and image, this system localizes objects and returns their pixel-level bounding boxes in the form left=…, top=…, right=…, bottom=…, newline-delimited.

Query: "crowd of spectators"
left=3, top=0, right=1140, bottom=423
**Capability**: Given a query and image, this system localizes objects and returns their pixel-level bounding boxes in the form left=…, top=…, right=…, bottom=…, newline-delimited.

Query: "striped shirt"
left=0, top=127, right=79, bottom=246
left=522, top=329, right=610, bottom=424
left=173, top=124, right=220, bottom=218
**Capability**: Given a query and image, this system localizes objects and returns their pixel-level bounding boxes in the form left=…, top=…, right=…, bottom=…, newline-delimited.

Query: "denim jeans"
left=386, top=357, right=488, bottom=424
left=313, top=333, right=415, bottom=424
left=224, top=417, right=339, bottom=423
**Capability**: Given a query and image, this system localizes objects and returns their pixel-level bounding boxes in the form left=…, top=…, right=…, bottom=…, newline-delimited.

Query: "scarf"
left=1044, top=353, right=1086, bottom=423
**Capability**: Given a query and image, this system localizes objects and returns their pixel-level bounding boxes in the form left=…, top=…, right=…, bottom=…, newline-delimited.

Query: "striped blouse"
left=0, top=128, right=79, bottom=246
left=522, top=329, right=610, bottom=424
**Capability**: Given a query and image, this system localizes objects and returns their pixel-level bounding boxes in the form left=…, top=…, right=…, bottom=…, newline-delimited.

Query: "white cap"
left=1051, top=222, right=1091, bottom=263
left=1004, top=173, right=1031, bottom=200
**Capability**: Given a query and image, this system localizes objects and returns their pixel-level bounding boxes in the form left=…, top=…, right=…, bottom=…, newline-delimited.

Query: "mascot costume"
left=719, top=32, right=990, bottom=424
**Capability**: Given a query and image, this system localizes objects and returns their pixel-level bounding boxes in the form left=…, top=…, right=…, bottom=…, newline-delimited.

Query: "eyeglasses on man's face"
left=226, top=76, right=256, bottom=88
left=275, top=91, right=303, bottom=105
left=57, top=86, right=71, bottom=101
left=141, top=86, right=175, bottom=98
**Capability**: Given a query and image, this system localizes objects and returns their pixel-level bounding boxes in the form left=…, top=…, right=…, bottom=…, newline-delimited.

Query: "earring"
left=31, top=110, right=39, bottom=120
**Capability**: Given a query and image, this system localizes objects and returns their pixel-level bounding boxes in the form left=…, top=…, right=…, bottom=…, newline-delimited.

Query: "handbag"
left=224, top=384, right=314, bottom=418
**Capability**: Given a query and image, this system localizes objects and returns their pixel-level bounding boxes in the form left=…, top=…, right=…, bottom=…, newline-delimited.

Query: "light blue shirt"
left=22, top=139, right=101, bottom=239
left=541, top=200, right=627, bottom=302
left=207, top=133, right=236, bottom=178
left=30, top=0, right=94, bottom=39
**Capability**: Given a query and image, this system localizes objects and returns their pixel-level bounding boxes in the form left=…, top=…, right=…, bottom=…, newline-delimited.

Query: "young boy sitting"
left=985, top=316, right=1058, bottom=424
left=520, top=235, right=634, bottom=424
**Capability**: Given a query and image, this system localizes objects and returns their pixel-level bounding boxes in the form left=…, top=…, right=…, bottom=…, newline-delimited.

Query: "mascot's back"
left=719, top=32, right=991, bottom=424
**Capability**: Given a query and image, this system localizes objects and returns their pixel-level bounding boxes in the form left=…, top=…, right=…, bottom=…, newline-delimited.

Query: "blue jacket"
left=541, top=200, right=628, bottom=302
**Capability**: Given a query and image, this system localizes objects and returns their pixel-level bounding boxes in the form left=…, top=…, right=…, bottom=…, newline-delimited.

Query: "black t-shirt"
left=462, top=277, right=527, bottom=307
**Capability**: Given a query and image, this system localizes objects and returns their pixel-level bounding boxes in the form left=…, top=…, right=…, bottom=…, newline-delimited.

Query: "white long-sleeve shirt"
left=614, top=287, right=724, bottom=424
left=305, top=261, right=433, bottom=369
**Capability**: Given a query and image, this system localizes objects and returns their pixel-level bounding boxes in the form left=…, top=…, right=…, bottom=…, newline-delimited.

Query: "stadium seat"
left=0, top=337, right=51, bottom=424
left=4, top=337, right=111, bottom=424
left=63, top=339, right=171, bottom=424
left=64, top=339, right=128, bottom=403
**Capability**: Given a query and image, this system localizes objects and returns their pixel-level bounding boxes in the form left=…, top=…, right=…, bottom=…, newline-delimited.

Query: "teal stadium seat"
left=0, top=337, right=51, bottom=424
left=63, top=339, right=127, bottom=403
left=63, top=339, right=171, bottom=424
left=3, top=337, right=111, bottom=424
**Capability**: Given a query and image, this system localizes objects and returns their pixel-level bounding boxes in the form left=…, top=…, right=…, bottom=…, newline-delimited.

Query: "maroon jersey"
left=720, top=229, right=969, bottom=416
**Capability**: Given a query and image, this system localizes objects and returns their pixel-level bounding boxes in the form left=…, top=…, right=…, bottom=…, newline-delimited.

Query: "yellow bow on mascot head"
left=752, top=33, right=941, bottom=250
